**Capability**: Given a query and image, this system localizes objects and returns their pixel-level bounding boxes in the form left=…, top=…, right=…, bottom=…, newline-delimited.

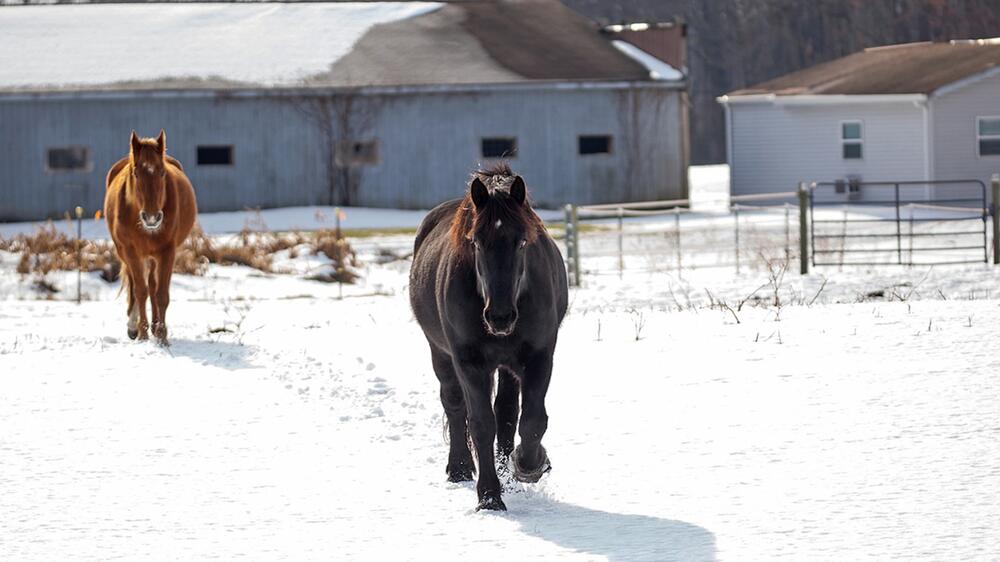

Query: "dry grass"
left=2, top=221, right=360, bottom=284
left=0, top=221, right=119, bottom=281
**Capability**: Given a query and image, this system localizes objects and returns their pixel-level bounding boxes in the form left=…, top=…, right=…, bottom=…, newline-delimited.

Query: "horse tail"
left=117, top=259, right=128, bottom=299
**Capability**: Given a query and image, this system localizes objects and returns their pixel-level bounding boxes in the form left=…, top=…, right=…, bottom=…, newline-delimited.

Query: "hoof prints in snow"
left=2, top=261, right=999, bottom=559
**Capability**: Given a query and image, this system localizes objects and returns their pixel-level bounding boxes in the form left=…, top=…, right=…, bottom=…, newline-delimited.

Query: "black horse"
left=409, top=164, right=569, bottom=511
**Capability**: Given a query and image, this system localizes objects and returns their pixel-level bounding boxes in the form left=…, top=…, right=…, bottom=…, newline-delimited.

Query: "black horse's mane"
left=448, top=164, right=545, bottom=260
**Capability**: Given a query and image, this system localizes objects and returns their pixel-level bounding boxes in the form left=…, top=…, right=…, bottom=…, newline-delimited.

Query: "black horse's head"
left=457, top=170, right=542, bottom=337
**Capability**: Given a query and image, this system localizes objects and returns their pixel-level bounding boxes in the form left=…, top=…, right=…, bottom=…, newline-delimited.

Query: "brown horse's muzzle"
left=140, top=210, right=164, bottom=232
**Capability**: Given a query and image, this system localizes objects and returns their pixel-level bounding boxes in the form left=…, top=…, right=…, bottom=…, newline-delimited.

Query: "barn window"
left=197, top=145, right=234, bottom=166
left=579, top=135, right=612, bottom=155
left=46, top=146, right=90, bottom=172
left=841, top=121, right=863, bottom=160
left=481, top=137, right=517, bottom=159
left=335, top=140, right=379, bottom=166
left=977, top=117, right=1000, bottom=156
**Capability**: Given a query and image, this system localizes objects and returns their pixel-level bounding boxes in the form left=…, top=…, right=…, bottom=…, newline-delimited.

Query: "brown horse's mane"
left=448, top=163, right=545, bottom=260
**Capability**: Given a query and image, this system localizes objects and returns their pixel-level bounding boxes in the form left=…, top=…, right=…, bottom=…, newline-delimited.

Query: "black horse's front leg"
left=514, top=349, right=553, bottom=483
left=454, top=357, right=506, bottom=511
left=494, top=367, right=520, bottom=459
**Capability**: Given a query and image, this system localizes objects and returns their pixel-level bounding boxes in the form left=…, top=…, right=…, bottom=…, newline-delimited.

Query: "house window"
left=46, top=146, right=90, bottom=172
left=977, top=117, right=1000, bottom=156
left=579, top=135, right=612, bottom=155
left=481, top=137, right=517, bottom=158
left=841, top=121, right=863, bottom=159
left=335, top=140, right=379, bottom=166
left=197, top=145, right=234, bottom=166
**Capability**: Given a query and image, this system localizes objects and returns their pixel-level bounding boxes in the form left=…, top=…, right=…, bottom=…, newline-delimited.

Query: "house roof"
left=0, top=0, right=677, bottom=94
left=726, top=40, right=1000, bottom=98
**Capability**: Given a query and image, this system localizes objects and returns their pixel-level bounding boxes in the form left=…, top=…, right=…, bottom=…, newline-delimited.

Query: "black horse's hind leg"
left=431, top=349, right=474, bottom=482
left=456, top=358, right=506, bottom=511
left=494, top=367, right=520, bottom=459
left=514, top=349, right=553, bottom=483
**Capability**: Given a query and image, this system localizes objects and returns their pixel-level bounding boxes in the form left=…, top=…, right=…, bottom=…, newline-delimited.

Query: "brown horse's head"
left=129, top=129, right=169, bottom=233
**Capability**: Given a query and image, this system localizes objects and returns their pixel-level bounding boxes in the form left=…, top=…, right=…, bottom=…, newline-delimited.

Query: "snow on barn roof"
left=725, top=40, right=1000, bottom=98
left=0, top=0, right=676, bottom=94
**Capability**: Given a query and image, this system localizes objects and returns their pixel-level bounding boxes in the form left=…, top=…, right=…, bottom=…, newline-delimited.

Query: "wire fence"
left=562, top=175, right=1000, bottom=286
left=562, top=191, right=803, bottom=286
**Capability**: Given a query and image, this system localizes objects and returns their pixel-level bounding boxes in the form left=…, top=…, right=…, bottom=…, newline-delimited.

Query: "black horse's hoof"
left=513, top=445, right=552, bottom=483
left=447, top=469, right=474, bottom=483
left=475, top=493, right=507, bottom=512
left=127, top=327, right=139, bottom=340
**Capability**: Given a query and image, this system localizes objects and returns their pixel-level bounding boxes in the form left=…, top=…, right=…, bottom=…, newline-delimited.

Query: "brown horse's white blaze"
left=105, top=130, right=198, bottom=345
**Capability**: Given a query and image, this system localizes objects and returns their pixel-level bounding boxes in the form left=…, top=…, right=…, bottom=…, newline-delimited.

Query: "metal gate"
left=808, top=179, right=989, bottom=267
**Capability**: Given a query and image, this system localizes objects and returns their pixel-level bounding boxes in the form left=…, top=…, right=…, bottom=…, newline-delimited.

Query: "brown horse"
left=104, top=130, right=198, bottom=344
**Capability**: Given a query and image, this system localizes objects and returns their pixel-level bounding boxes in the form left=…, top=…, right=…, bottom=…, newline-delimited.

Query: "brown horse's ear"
left=471, top=177, right=489, bottom=211
left=156, top=129, right=166, bottom=156
left=130, top=130, right=141, bottom=161
left=510, top=176, right=526, bottom=205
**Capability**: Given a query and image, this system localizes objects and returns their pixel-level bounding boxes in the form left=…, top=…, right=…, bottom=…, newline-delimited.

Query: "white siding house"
left=719, top=41, right=1000, bottom=202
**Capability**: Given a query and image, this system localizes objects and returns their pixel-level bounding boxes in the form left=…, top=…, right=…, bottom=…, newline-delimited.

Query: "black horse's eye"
left=519, top=239, right=527, bottom=249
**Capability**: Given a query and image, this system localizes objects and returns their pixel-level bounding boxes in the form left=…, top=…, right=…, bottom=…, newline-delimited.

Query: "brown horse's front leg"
left=147, top=259, right=159, bottom=327
left=152, top=249, right=175, bottom=345
left=122, top=251, right=150, bottom=341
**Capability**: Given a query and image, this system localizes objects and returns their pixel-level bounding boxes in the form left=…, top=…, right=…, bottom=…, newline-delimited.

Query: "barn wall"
left=0, top=95, right=327, bottom=221
left=0, top=85, right=686, bottom=221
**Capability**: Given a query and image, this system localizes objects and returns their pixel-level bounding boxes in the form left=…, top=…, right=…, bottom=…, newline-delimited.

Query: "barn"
left=718, top=40, right=1000, bottom=201
left=0, top=0, right=689, bottom=222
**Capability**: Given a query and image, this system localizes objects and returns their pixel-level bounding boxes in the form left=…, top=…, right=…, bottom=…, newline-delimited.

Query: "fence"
left=809, top=179, right=990, bottom=268
left=562, top=174, right=1000, bottom=286
left=563, top=191, right=804, bottom=286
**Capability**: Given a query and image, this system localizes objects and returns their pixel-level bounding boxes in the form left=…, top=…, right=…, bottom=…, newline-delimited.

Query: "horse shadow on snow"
left=159, top=338, right=255, bottom=370
left=503, top=496, right=716, bottom=562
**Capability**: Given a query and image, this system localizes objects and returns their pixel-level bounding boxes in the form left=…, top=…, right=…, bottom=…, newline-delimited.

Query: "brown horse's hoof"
left=153, top=323, right=168, bottom=345
left=475, top=492, right=507, bottom=512
left=513, top=445, right=551, bottom=483
left=127, top=327, right=139, bottom=340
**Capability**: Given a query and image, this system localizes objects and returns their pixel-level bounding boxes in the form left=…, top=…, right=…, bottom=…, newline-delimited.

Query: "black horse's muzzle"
left=483, top=307, right=518, bottom=337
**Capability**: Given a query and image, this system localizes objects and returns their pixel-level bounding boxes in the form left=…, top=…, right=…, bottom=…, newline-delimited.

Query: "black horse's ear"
left=471, top=177, right=489, bottom=210
left=510, top=176, right=526, bottom=205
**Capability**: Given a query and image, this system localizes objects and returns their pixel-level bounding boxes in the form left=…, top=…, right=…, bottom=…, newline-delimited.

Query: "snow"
left=611, top=40, right=684, bottom=81
left=0, top=205, right=566, bottom=242
left=2, top=164, right=999, bottom=559
left=0, top=2, right=442, bottom=89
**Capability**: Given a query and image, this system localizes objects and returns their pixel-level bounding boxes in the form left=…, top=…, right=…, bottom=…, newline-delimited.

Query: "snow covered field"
left=2, top=167, right=999, bottom=560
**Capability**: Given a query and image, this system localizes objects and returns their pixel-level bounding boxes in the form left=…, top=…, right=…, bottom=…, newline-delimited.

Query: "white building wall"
left=728, top=100, right=928, bottom=201
left=931, top=69, right=1000, bottom=195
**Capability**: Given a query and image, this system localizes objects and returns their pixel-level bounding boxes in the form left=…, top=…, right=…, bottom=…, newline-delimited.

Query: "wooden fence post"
left=992, top=174, right=999, bottom=265
left=563, top=204, right=575, bottom=286
left=798, top=182, right=809, bottom=275
left=564, top=204, right=581, bottom=286
left=617, top=207, right=624, bottom=278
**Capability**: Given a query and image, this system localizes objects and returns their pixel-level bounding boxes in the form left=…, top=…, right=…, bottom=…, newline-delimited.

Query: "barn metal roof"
left=725, top=40, right=1000, bottom=98
left=0, top=0, right=675, bottom=94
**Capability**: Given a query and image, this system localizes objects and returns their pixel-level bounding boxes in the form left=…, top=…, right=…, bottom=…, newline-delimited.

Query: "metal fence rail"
left=809, top=179, right=990, bottom=268
left=563, top=191, right=802, bottom=286
left=562, top=174, right=1000, bottom=286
